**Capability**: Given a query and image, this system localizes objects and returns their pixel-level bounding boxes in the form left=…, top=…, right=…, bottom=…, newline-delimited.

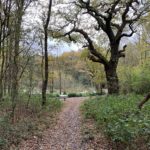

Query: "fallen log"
left=138, top=92, right=150, bottom=110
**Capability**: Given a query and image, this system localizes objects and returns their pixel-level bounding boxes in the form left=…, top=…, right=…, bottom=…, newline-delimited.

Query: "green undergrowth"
left=0, top=94, right=62, bottom=150
left=81, top=94, right=150, bottom=150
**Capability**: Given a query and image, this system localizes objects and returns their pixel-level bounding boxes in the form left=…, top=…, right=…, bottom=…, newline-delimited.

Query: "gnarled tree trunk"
left=105, top=65, right=119, bottom=94
left=104, top=43, right=120, bottom=94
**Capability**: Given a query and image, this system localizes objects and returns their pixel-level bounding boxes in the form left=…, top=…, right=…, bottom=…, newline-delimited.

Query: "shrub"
left=48, top=98, right=62, bottom=112
left=67, top=92, right=102, bottom=97
left=120, top=63, right=150, bottom=94
left=132, top=64, right=150, bottom=94
left=48, top=93, right=59, bottom=98
left=88, top=92, right=102, bottom=96
left=68, top=93, right=83, bottom=97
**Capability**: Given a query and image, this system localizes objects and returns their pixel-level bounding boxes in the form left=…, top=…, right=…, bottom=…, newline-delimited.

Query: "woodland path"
left=19, top=97, right=85, bottom=150
left=19, top=97, right=110, bottom=150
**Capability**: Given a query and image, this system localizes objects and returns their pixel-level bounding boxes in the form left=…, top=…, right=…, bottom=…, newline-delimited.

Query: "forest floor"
left=19, top=97, right=111, bottom=150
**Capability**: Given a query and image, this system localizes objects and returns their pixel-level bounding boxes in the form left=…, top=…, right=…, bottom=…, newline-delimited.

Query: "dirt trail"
left=19, top=97, right=85, bottom=150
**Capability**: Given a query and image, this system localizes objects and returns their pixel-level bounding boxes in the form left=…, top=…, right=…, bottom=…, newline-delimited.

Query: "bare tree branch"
left=64, top=27, right=109, bottom=66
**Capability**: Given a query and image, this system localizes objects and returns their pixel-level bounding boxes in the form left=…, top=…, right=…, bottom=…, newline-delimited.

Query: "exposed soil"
left=19, top=97, right=111, bottom=150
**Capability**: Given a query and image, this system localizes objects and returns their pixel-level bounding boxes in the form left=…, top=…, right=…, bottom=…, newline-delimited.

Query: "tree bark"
left=42, top=26, right=49, bottom=106
left=105, top=64, right=119, bottom=94
left=42, top=0, right=52, bottom=106
left=104, top=42, right=120, bottom=94
left=10, top=1, right=23, bottom=123
left=59, top=71, right=62, bottom=95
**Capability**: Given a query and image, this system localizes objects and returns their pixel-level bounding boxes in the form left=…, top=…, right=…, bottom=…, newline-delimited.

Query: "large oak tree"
left=51, top=0, right=150, bottom=94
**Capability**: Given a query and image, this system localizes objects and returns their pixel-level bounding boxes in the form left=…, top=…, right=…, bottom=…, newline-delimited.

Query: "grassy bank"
left=0, top=94, right=62, bottom=150
left=81, top=94, right=150, bottom=150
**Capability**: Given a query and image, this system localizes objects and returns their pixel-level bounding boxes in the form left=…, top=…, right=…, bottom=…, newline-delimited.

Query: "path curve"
left=19, top=97, right=85, bottom=150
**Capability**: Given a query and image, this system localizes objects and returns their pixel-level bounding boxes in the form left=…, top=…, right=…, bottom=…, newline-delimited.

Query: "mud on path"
left=19, top=97, right=85, bottom=150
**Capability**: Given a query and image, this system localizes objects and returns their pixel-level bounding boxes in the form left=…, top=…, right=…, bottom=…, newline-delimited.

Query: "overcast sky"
left=23, top=0, right=139, bottom=56
left=23, top=0, right=79, bottom=56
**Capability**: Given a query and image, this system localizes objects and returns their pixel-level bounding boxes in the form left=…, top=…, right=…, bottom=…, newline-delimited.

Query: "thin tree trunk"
left=42, top=0, right=52, bottom=106
left=7, top=33, right=13, bottom=96
left=59, top=71, right=62, bottom=95
left=0, top=16, right=4, bottom=100
left=51, top=76, right=54, bottom=93
left=26, top=62, right=33, bottom=108
left=50, top=74, right=54, bottom=93
left=11, top=2, right=23, bottom=122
